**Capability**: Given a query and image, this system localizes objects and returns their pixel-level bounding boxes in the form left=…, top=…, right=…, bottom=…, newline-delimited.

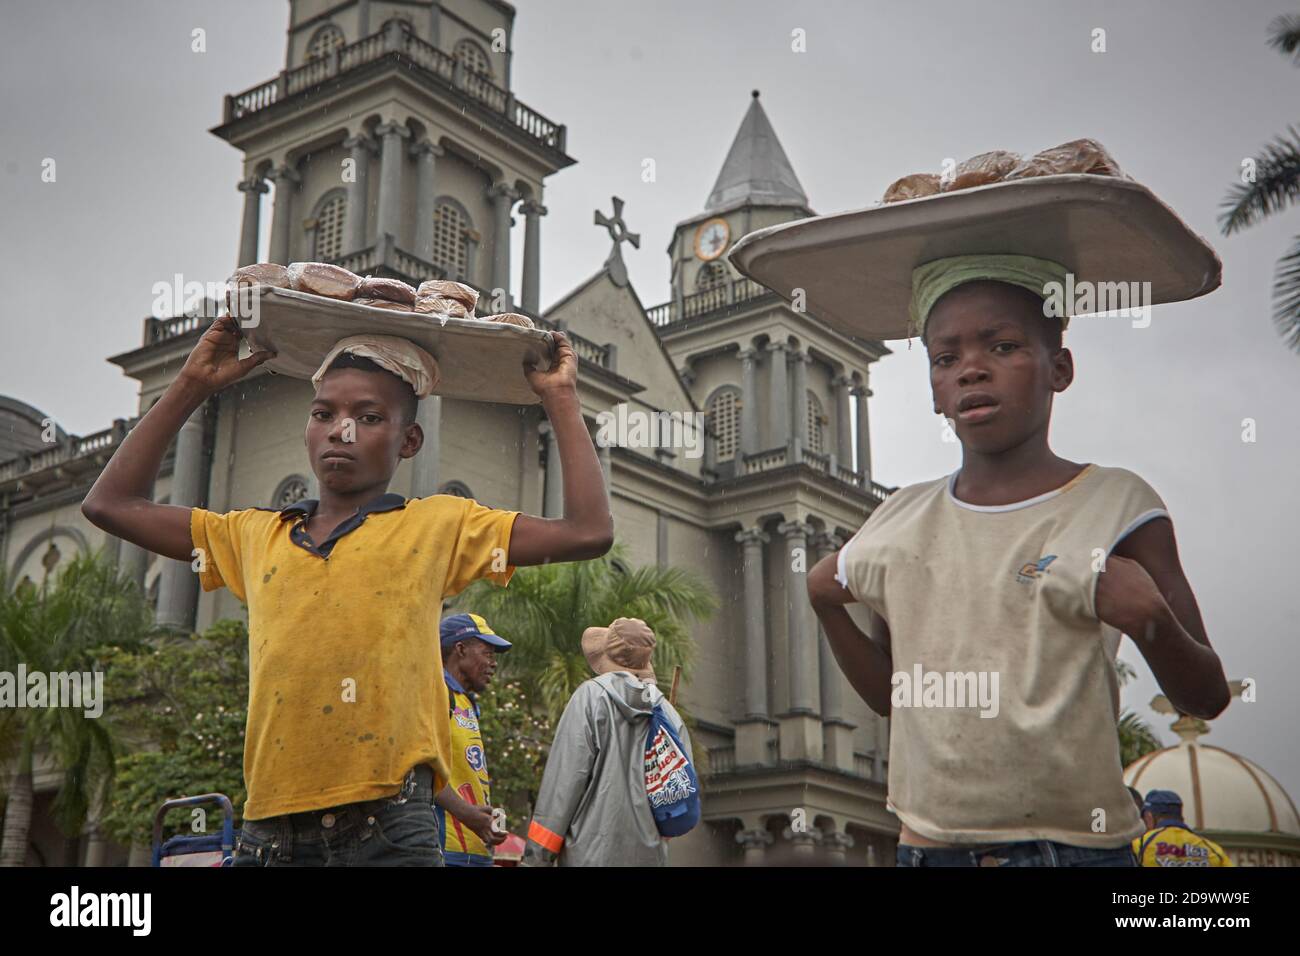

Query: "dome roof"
left=1124, top=721, right=1300, bottom=836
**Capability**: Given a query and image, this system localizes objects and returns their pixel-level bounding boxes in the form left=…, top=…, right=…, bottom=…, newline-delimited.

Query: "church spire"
left=704, top=90, right=809, bottom=213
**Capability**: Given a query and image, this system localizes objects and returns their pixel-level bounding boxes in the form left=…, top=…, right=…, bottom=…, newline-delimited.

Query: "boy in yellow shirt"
left=82, top=315, right=612, bottom=866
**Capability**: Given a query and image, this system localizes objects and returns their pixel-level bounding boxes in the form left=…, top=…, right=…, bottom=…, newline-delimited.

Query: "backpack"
left=643, top=703, right=700, bottom=837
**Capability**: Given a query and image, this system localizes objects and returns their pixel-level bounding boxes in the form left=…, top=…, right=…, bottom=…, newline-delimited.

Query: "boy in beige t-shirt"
left=808, top=271, right=1230, bottom=867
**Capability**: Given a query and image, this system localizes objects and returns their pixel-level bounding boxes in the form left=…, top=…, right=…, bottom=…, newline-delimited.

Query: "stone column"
left=791, top=349, right=809, bottom=457
left=540, top=420, right=562, bottom=518
left=373, top=121, right=411, bottom=246
left=411, top=395, right=441, bottom=498
left=735, top=828, right=774, bottom=866
left=738, top=347, right=759, bottom=460
left=822, top=829, right=855, bottom=866
left=853, top=384, right=873, bottom=482
left=833, top=374, right=854, bottom=468
left=765, top=341, right=789, bottom=451
left=777, top=519, right=822, bottom=762
left=156, top=408, right=206, bottom=630
left=814, top=531, right=855, bottom=771
left=488, top=182, right=519, bottom=306
left=734, top=527, right=771, bottom=767
left=267, top=164, right=300, bottom=265
left=236, top=176, right=268, bottom=266
left=342, top=133, right=377, bottom=255
left=409, top=139, right=444, bottom=263
left=520, top=199, right=546, bottom=313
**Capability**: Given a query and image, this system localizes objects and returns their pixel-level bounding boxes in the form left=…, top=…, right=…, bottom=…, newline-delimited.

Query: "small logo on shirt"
left=1016, top=554, right=1057, bottom=584
left=451, top=704, right=478, bottom=731
left=465, top=745, right=486, bottom=772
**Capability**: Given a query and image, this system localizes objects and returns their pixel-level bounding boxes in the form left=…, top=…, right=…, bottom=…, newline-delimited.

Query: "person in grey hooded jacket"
left=522, top=617, right=692, bottom=867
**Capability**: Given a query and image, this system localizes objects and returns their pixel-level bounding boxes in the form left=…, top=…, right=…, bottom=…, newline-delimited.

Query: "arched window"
left=439, top=481, right=474, bottom=499
left=433, top=199, right=471, bottom=281
left=453, top=38, right=492, bottom=78
left=273, top=475, right=311, bottom=509
left=696, top=262, right=728, bottom=293
left=313, top=190, right=347, bottom=261
left=805, top=391, right=825, bottom=455
left=307, top=25, right=345, bottom=61
left=707, top=387, right=740, bottom=463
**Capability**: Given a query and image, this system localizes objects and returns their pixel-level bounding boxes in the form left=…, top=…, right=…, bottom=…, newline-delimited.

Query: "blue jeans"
left=896, top=840, right=1137, bottom=867
left=233, top=766, right=444, bottom=867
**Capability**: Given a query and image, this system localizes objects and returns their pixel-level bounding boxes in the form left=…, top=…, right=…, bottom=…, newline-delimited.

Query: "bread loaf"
left=226, top=262, right=292, bottom=314
left=354, top=297, right=415, bottom=311
left=413, top=296, right=470, bottom=319
left=487, top=312, right=535, bottom=329
left=287, top=262, right=362, bottom=300
left=942, top=150, right=1022, bottom=192
left=1005, top=139, right=1123, bottom=181
left=416, top=280, right=478, bottom=310
left=357, top=277, right=417, bottom=305
left=882, top=173, right=941, bottom=203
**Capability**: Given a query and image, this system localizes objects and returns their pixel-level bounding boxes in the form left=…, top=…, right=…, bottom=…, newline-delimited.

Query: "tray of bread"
left=226, top=263, right=553, bottom=405
left=726, top=139, right=1221, bottom=341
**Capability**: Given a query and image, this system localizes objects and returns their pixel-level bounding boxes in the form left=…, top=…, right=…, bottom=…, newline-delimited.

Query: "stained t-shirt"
left=836, top=464, right=1168, bottom=846
left=190, top=493, right=518, bottom=820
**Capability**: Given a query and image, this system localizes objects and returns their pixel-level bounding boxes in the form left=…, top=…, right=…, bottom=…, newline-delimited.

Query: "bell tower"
left=212, top=0, right=574, bottom=313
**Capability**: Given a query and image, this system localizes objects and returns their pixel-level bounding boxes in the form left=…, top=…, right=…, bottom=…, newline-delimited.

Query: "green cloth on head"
left=909, top=254, right=1072, bottom=338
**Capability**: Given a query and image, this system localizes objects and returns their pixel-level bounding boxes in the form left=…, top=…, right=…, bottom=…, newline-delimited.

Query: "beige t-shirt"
left=836, top=463, right=1168, bottom=846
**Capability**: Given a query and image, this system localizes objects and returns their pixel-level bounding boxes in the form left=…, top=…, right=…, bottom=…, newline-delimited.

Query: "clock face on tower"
left=694, top=218, right=730, bottom=261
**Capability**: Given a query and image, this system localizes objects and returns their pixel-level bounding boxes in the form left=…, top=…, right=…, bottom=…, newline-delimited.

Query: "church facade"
left=0, top=0, right=900, bottom=866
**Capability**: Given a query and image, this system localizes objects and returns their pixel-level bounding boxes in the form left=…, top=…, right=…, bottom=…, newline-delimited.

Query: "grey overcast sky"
left=2, top=1, right=1298, bottom=798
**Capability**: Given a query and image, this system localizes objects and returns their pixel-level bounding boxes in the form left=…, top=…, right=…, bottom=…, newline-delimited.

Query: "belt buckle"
left=387, top=767, right=418, bottom=807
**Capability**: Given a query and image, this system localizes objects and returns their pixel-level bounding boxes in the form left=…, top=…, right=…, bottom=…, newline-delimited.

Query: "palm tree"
left=0, top=549, right=154, bottom=866
left=1115, top=659, right=1163, bottom=768
left=450, top=543, right=717, bottom=721
left=1219, top=14, right=1300, bottom=353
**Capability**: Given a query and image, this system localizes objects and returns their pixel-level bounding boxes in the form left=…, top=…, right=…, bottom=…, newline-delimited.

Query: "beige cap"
left=581, top=617, right=657, bottom=683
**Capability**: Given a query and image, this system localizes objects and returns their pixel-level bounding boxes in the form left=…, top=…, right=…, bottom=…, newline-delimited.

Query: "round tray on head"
left=237, top=287, right=554, bottom=405
left=726, top=175, right=1222, bottom=341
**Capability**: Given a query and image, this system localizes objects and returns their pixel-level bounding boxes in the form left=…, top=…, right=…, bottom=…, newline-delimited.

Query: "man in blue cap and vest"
left=434, top=613, right=512, bottom=866
left=1132, top=789, right=1233, bottom=867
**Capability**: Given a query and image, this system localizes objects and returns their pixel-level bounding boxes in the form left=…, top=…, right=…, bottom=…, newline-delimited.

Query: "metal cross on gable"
left=595, top=196, right=639, bottom=287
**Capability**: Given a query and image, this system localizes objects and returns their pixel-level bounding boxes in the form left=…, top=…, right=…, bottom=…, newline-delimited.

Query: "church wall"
left=422, top=150, right=493, bottom=286
left=438, top=1, right=512, bottom=80
left=546, top=276, right=697, bottom=427
left=430, top=399, right=528, bottom=510
left=4, top=499, right=100, bottom=587
left=295, top=140, right=353, bottom=261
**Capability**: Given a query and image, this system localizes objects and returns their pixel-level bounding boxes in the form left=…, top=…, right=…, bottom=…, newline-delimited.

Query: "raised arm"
left=81, top=315, right=275, bottom=562
left=507, top=332, right=614, bottom=566
left=1100, top=517, right=1230, bottom=720
left=808, top=552, right=895, bottom=716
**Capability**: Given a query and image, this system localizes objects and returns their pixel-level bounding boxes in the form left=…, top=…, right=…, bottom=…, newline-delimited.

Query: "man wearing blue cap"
left=434, top=613, right=512, bottom=866
left=1132, top=789, right=1233, bottom=867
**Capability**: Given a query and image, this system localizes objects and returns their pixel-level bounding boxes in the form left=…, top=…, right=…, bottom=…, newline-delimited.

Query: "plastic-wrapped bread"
left=487, top=312, right=535, bottom=329
left=226, top=263, right=291, bottom=315
left=1004, top=138, right=1123, bottom=181
left=416, top=279, right=478, bottom=310
left=413, top=296, right=471, bottom=319
left=942, top=150, right=1022, bottom=192
left=357, top=276, right=417, bottom=306
left=286, top=262, right=362, bottom=300
left=882, top=173, right=941, bottom=203
left=354, top=297, right=415, bottom=312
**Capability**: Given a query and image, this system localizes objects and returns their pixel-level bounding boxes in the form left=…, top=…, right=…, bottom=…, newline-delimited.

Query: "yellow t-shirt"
left=837, top=464, right=1168, bottom=847
left=190, top=493, right=519, bottom=820
left=1132, top=825, right=1234, bottom=867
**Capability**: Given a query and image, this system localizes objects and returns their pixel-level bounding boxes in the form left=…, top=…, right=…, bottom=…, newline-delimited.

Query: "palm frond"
left=1219, top=126, right=1300, bottom=234
left=1268, top=13, right=1300, bottom=62
left=1270, top=234, right=1300, bottom=352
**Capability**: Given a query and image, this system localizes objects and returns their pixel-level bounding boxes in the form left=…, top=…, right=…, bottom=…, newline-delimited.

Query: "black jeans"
left=233, top=766, right=444, bottom=867
left=897, top=840, right=1137, bottom=867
